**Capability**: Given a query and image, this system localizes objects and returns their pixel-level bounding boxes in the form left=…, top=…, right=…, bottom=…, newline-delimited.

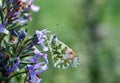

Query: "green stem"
left=0, top=8, right=4, bottom=23
left=7, top=71, right=26, bottom=81
left=24, top=73, right=29, bottom=83
left=0, top=34, right=6, bottom=47
left=20, top=53, right=34, bottom=58
left=20, top=62, right=36, bottom=65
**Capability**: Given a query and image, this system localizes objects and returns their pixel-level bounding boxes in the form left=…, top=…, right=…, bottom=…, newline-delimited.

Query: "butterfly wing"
left=49, top=35, right=79, bottom=69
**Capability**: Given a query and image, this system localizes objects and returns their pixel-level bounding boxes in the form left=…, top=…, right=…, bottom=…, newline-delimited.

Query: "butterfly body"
left=49, top=35, right=79, bottom=69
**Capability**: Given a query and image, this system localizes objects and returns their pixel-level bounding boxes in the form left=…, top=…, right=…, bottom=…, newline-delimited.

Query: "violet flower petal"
left=33, top=47, right=48, bottom=63
left=35, top=30, right=48, bottom=51
left=0, top=24, right=9, bottom=34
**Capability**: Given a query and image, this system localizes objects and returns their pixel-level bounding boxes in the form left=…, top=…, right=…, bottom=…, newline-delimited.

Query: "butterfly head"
left=51, top=35, right=57, bottom=42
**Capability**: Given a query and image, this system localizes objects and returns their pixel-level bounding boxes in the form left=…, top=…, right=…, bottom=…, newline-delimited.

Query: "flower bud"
left=18, top=30, right=27, bottom=42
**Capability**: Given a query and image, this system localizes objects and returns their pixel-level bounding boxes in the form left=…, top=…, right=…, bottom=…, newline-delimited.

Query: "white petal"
left=31, top=5, right=40, bottom=12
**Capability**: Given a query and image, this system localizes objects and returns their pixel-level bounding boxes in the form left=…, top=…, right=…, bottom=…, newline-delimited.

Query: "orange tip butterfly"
left=49, top=35, right=79, bottom=69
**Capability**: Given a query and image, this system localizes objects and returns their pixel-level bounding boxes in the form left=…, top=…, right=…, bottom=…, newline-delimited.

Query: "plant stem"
left=24, top=73, right=29, bottom=83
left=20, top=62, right=36, bottom=65
left=20, top=53, right=34, bottom=58
left=7, top=71, right=26, bottom=81
left=0, top=8, right=4, bottom=23
left=0, top=34, right=6, bottom=47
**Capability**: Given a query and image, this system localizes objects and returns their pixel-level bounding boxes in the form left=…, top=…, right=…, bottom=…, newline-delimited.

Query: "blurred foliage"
left=28, top=0, right=120, bottom=83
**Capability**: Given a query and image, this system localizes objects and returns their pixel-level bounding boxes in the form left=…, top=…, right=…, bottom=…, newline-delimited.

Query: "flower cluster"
left=0, top=0, right=79, bottom=83
left=0, top=0, right=48, bottom=83
left=0, top=0, right=40, bottom=33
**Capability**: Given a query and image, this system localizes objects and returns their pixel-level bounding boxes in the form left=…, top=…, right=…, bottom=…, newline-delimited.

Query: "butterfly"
left=49, top=35, right=79, bottom=69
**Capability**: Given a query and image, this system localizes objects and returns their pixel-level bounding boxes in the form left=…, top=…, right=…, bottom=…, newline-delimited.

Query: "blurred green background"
left=28, top=0, right=120, bottom=83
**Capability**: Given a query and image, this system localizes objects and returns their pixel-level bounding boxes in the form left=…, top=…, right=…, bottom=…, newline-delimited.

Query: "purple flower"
left=34, top=47, right=48, bottom=64
left=28, top=0, right=40, bottom=12
left=13, top=18, right=28, bottom=25
left=34, top=62, right=48, bottom=73
left=0, top=24, right=9, bottom=34
left=28, top=46, right=48, bottom=64
left=10, top=30, right=18, bottom=37
left=6, top=57, right=20, bottom=75
left=5, top=0, right=23, bottom=22
left=35, top=29, right=49, bottom=51
left=22, top=0, right=40, bottom=12
left=27, top=62, right=48, bottom=83
left=27, top=65, right=41, bottom=83
left=29, top=70, right=42, bottom=83
left=13, top=14, right=32, bottom=25
left=18, top=30, right=27, bottom=42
